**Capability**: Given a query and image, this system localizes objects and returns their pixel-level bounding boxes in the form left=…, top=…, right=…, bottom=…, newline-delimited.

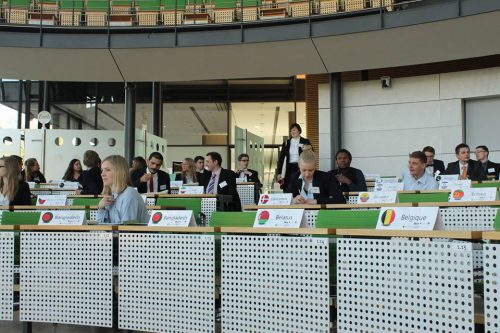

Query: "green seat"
left=209, top=211, right=256, bottom=227
left=164, top=0, right=186, bottom=10
left=6, top=0, right=30, bottom=9
left=472, top=181, right=500, bottom=189
left=156, top=198, right=203, bottom=225
left=1, top=211, right=41, bottom=225
left=136, top=0, right=161, bottom=10
left=59, top=0, right=84, bottom=10
left=316, top=209, right=379, bottom=229
left=86, top=0, right=109, bottom=11
left=397, top=192, right=449, bottom=203
left=71, top=198, right=101, bottom=206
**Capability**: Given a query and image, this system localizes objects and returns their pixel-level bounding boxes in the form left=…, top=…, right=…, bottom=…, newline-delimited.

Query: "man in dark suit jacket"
left=445, top=143, right=485, bottom=181
left=285, top=169, right=345, bottom=205
left=475, top=145, right=500, bottom=180
left=194, top=155, right=209, bottom=185
left=235, top=153, right=262, bottom=204
left=422, top=146, right=445, bottom=175
left=202, top=152, right=241, bottom=211
left=131, top=152, right=170, bottom=194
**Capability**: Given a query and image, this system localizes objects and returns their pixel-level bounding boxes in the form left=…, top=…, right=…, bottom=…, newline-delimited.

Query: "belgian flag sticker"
left=381, top=209, right=396, bottom=226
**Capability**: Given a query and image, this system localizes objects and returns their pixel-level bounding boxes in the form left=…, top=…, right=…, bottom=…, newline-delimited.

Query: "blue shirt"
left=299, top=174, right=315, bottom=199
left=402, top=169, right=438, bottom=191
left=96, top=187, right=149, bottom=224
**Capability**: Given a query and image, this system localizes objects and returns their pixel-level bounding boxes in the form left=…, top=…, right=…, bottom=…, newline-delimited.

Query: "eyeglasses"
left=240, top=159, right=249, bottom=162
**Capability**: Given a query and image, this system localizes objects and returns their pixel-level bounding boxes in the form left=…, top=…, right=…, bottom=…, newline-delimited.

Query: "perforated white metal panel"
left=347, top=195, right=358, bottom=204
left=146, top=197, right=156, bottom=206
left=20, top=232, right=113, bottom=327
left=221, top=236, right=330, bottom=333
left=305, top=210, right=319, bottom=228
left=440, top=206, right=498, bottom=230
left=202, top=198, right=217, bottom=223
left=119, top=233, right=214, bottom=332
left=484, top=244, right=500, bottom=333
left=237, top=184, right=255, bottom=206
left=337, top=238, right=475, bottom=333
left=0, top=233, right=14, bottom=321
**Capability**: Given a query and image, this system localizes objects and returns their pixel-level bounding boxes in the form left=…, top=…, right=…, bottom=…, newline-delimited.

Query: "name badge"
left=311, top=187, right=320, bottom=194
left=488, top=168, right=495, bottom=173
left=219, top=181, right=227, bottom=188
left=160, top=185, right=167, bottom=191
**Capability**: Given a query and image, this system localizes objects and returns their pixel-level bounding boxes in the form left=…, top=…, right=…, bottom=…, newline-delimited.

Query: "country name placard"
left=376, top=207, right=443, bottom=230
left=253, top=209, right=306, bottom=228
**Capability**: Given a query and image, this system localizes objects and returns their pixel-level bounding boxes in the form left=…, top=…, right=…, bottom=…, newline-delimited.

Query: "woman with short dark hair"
left=79, top=150, right=103, bottom=195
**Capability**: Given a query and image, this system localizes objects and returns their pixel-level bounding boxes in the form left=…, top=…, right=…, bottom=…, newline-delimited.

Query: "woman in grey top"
left=97, top=155, right=149, bottom=224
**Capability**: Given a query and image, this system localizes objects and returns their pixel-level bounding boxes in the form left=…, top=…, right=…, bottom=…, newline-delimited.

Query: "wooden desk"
left=118, top=226, right=216, bottom=233
left=184, top=12, right=210, bottom=24
left=337, top=229, right=483, bottom=240
left=220, top=227, right=334, bottom=235
left=260, top=7, right=287, bottom=19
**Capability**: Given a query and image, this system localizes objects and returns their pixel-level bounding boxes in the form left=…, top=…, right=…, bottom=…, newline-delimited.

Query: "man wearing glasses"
left=475, top=145, right=500, bottom=180
left=235, top=153, right=262, bottom=204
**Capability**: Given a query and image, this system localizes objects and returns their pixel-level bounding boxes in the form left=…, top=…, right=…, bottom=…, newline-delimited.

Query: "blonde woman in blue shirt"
left=97, top=155, right=149, bottom=224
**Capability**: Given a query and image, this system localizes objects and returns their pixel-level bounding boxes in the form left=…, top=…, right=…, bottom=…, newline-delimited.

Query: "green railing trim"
left=112, top=0, right=133, bottom=5
left=472, top=181, right=500, bottom=188
left=316, top=209, right=379, bottom=229
left=7, top=0, right=31, bottom=7
left=136, top=0, right=161, bottom=10
left=71, top=198, right=101, bottom=206
left=86, top=0, right=110, bottom=11
left=494, top=209, right=500, bottom=231
left=59, top=0, right=85, bottom=10
left=155, top=197, right=202, bottom=224
left=397, top=192, right=450, bottom=203
left=209, top=211, right=256, bottom=227
left=1, top=211, right=41, bottom=225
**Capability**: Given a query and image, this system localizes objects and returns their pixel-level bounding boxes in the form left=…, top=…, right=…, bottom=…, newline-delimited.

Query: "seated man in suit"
left=402, top=151, right=438, bottom=190
left=202, top=152, right=241, bottom=211
left=422, top=146, right=445, bottom=176
left=445, top=143, right=485, bottom=181
left=235, top=153, right=262, bottom=204
left=131, top=152, right=170, bottom=194
left=285, top=146, right=345, bottom=205
left=330, top=149, right=367, bottom=193
left=475, top=145, right=500, bottom=180
left=194, top=155, right=209, bottom=185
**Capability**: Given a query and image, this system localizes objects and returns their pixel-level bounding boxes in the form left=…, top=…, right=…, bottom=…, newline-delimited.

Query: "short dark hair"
left=148, top=152, right=164, bottom=162
left=476, top=145, right=489, bottom=153
left=422, top=146, right=435, bottom=154
left=83, top=150, right=101, bottom=168
left=11, top=155, right=23, bottom=166
left=335, top=149, right=352, bottom=161
left=237, top=153, right=249, bottom=161
left=206, top=152, right=222, bottom=166
left=455, top=143, right=469, bottom=155
left=194, top=156, right=205, bottom=163
left=409, top=151, right=427, bottom=164
left=289, top=123, right=302, bottom=134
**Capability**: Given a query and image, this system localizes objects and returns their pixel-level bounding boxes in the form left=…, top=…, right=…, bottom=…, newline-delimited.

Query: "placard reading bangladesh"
left=36, top=195, right=67, bottom=206
left=439, top=179, right=471, bottom=190
left=449, top=187, right=498, bottom=202
left=376, top=207, right=443, bottom=230
left=253, top=209, right=306, bottom=228
left=38, top=210, right=86, bottom=225
left=374, top=182, right=404, bottom=192
left=178, top=186, right=204, bottom=195
left=357, top=191, right=398, bottom=204
left=148, top=210, right=196, bottom=227
left=258, top=193, right=293, bottom=205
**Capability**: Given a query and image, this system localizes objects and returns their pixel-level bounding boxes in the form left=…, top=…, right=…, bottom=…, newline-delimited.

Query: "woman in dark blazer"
left=0, top=156, right=31, bottom=206
left=277, top=123, right=312, bottom=190
left=79, top=150, right=103, bottom=195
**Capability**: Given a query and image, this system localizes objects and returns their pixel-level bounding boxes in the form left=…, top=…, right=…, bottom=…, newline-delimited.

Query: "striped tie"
left=207, top=173, right=217, bottom=194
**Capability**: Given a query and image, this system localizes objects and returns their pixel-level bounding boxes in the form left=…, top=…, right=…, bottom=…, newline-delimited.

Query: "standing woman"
left=22, top=158, right=46, bottom=183
left=0, top=156, right=31, bottom=206
left=97, top=155, right=149, bottom=224
left=79, top=150, right=103, bottom=195
left=277, top=123, right=312, bottom=190
left=175, top=158, right=198, bottom=184
left=62, top=159, right=83, bottom=183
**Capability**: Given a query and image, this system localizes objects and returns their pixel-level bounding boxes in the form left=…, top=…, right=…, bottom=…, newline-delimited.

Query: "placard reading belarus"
left=253, top=209, right=306, bottom=228
left=38, top=210, right=86, bottom=225
left=376, top=207, right=443, bottom=230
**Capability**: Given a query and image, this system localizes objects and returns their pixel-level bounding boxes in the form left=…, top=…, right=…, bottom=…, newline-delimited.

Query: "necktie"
left=461, top=165, right=467, bottom=179
left=149, top=176, right=154, bottom=192
left=207, top=173, right=216, bottom=194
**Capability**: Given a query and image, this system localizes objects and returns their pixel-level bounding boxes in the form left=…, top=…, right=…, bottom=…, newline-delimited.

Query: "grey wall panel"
left=0, top=31, right=40, bottom=47
left=177, top=28, right=242, bottom=47
left=312, top=14, right=380, bottom=37
left=242, top=22, right=310, bottom=43
left=42, top=32, right=109, bottom=48
left=110, top=32, right=176, bottom=48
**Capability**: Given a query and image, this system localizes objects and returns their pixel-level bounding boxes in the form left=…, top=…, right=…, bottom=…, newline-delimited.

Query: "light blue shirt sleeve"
left=96, top=187, right=149, bottom=224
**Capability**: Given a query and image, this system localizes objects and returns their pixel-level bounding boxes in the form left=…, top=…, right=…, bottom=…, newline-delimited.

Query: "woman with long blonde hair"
left=175, top=158, right=198, bottom=184
left=96, top=155, right=149, bottom=224
left=0, top=156, right=31, bottom=206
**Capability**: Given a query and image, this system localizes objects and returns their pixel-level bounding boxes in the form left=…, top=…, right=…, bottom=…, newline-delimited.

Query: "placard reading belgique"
left=376, top=207, right=443, bottom=230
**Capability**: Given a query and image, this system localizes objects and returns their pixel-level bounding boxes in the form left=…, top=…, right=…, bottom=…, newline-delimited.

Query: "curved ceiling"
left=0, top=0, right=499, bottom=81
